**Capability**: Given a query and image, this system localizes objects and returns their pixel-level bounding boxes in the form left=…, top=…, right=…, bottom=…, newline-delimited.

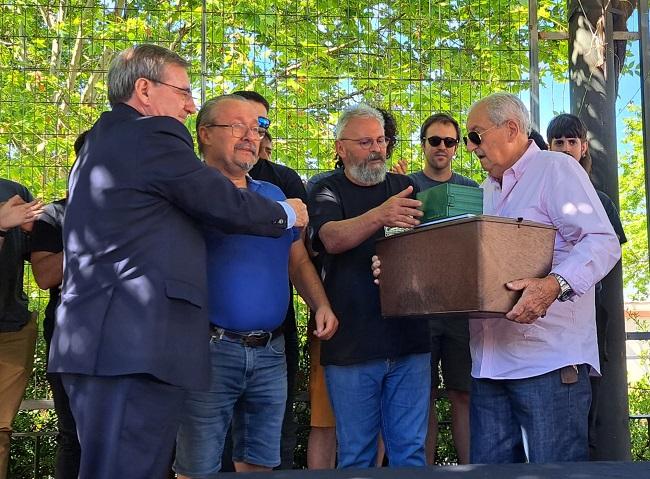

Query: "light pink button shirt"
left=471, top=142, right=621, bottom=379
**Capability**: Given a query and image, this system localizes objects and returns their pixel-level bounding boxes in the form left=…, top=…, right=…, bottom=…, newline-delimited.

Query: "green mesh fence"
left=1, top=0, right=539, bottom=475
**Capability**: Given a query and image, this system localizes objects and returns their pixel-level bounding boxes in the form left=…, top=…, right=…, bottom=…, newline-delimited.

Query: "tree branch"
left=56, top=0, right=95, bottom=116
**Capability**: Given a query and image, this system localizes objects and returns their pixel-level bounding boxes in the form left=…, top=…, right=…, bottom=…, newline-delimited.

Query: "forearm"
left=553, top=233, right=621, bottom=295
left=318, top=207, right=382, bottom=254
left=289, top=246, right=331, bottom=311
left=31, top=251, right=63, bottom=289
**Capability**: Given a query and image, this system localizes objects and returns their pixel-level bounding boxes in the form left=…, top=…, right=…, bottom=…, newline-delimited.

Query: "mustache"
left=235, top=143, right=257, bottom=154
left=366, top=152, right=385, bottom=162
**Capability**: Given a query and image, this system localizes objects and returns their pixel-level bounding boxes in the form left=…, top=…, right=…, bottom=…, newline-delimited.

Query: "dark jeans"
left=46, top=372, right=80, bottom=479
left=470, top=365, right=591, bottom=464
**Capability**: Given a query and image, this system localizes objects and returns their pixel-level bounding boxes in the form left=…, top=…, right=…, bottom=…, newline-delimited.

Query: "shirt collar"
left=484, top=140, right=539, bottom=189
left=246, top=175, right=262, bottom=191
left=508, top=140, right=538, bottom=181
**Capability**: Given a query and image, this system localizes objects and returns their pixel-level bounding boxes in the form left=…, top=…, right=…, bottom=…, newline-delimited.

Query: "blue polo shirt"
left=205, top=177, right=300, bottom=332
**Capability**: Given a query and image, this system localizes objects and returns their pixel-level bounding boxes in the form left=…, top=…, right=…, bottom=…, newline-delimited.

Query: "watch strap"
left=549, top=272, right=573, bottom=301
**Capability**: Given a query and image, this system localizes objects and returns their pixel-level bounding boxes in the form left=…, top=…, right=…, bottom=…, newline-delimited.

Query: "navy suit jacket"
left=48, top=103, right=288, bottom=389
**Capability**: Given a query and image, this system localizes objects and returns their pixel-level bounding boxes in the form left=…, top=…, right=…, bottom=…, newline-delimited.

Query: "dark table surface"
left=221, top=461, right=650, bottom=478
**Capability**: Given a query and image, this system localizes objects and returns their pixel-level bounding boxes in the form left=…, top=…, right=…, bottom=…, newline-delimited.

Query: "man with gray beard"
left=307, top=104, right=431, bottom=469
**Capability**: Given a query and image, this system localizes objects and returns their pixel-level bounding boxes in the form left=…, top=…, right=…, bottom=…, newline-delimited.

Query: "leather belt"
left=210, top=324, right=284, bottom=348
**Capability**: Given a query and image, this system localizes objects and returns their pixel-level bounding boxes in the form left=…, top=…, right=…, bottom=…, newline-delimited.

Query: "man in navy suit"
left=48, top=44, right=307, bottom=479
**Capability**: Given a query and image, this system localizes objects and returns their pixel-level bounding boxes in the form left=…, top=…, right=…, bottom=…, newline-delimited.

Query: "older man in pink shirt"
left=464, top=92, right=620, bottom=464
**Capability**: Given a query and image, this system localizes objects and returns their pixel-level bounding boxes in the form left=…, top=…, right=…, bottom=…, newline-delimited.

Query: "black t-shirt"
left=249, top=159, right=307, bottom=335
left=596, top=190, right=627, bottom=245
left=308, top=172, right=430, bottom=366
left=30, top=198, right=66, bottom=346
left=250, top=159, right=307, bottom=202
left=0, top=178, right=32, bottom=332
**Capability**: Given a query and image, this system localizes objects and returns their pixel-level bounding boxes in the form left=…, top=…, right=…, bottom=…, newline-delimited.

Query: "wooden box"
left=376, top=215, right=556, bottom=318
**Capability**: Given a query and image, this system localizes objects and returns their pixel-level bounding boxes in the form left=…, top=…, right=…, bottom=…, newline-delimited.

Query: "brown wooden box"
left=376, top=215, right=556, bottom=318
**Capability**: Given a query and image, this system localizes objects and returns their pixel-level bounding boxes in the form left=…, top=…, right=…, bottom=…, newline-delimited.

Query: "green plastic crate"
left=416, top=183, right=483, bottom=222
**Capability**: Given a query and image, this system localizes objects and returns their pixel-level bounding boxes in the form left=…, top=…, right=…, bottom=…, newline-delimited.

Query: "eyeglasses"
left=202, top=123, right=267, bottom=140
left=463, top=124, right=500, bottom=147
left=424, top=136, right=459, bottom=148
left=149, top=79, right=194, bottom=101
left=338, top=137, right=388, bottom=149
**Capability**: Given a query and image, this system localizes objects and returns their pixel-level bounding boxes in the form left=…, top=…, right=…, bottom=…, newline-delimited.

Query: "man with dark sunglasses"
left=410, top=113, right=479, bottom=192
left=464, top=92, right=620, bottom=464
left=407, top=113, right=478, bottom=465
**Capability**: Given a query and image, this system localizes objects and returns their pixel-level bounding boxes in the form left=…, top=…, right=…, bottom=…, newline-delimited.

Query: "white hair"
left=335, top=104, right=384, bottom=139
left=469, top=92, right=531, bottom=135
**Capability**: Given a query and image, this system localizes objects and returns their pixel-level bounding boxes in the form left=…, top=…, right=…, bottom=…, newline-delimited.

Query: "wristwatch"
left=549, top=273, right=573, bottom=302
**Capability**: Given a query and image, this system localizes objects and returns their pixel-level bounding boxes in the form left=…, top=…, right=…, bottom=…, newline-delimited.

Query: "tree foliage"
left=2, top=1, right=644, bottom=294
left=620, top=105, right=649, bottom=300
left=1, top=0, right=542, bottom=194
left=2, top=0, right=648, bottom=473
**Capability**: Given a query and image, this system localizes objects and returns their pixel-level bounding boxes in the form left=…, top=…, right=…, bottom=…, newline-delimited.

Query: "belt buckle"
left=243, top=331, right=270, bottom=347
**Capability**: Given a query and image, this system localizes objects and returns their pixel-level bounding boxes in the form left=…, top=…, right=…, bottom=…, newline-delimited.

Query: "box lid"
left=377, top=214, right=557, bottom=243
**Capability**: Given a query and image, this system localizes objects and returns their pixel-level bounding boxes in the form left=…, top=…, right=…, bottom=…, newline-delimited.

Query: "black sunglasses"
left=463, top=124, right=499, bottom=146
left=425, top=136, right=459, bottom=148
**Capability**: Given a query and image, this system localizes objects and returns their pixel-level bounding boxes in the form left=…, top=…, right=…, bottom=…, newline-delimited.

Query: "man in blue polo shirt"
left=174, top=94, right=338, bottom=478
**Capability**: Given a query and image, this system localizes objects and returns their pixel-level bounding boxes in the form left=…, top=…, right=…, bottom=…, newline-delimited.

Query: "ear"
left=506, top=119, right=520, bottom=142
left=132, top=78, right=152, bottom=105
left=198, top=125, right=212, bottom=148
left=335, top=140, right=346, bottom=161
left=581, top=140, right=589, bottom=157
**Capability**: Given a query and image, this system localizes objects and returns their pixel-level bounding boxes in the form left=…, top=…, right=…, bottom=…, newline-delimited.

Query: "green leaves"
left=619, top=105, right=649, bottom=300
left=0, top=0, right=643, bottom=295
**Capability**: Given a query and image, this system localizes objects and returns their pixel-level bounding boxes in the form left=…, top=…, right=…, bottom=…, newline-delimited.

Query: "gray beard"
left=235, top=161, right=254, bottom=173
left=347, top=154, right=387, bottom=185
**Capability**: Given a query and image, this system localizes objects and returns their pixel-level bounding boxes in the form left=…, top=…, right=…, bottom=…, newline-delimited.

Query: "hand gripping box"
left=376, top=215, right=556, bottom=319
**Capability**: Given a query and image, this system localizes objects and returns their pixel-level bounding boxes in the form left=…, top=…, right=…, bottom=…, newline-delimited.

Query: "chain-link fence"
left=1, top=1, right=575, bottom=476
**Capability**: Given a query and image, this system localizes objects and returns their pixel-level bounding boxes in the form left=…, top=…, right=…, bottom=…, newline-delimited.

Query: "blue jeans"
left=175, top=334, right=287, bottom=478
left=470, top=364, right=591, bottom=464
left=325, top=353, right=430, bottom=468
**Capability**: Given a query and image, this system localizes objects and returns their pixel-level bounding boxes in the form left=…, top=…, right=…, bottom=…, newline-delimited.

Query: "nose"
left=185, top=98, right=197, bottom=114
left=465, top=140, right=478, bottom=153
left=242, top=126, right=259, bottom=141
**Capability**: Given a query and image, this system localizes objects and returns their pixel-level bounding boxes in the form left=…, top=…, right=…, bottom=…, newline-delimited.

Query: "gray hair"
left=469, top=92, right=531, bottom=135
left=335, top=104, right=385, bottom=139
left=107, top=44, right=190, bottom=107
left=196, top=94, right=249, bottom=154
